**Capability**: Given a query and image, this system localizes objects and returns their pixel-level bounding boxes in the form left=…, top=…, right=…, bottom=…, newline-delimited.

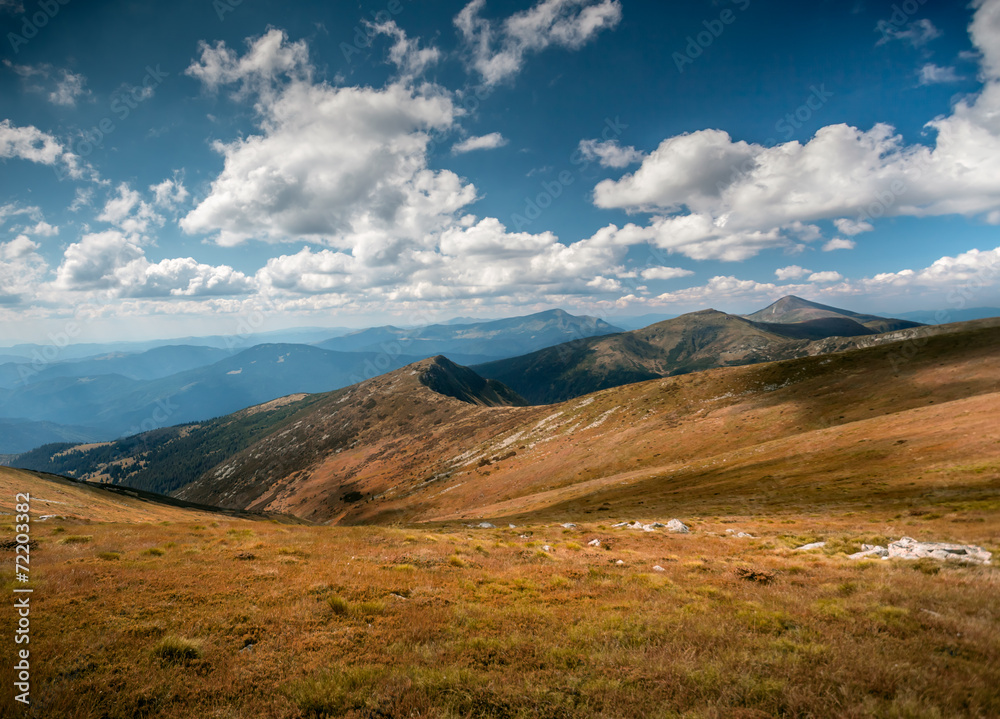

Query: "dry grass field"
left=2, top=465, right=998, bottom=718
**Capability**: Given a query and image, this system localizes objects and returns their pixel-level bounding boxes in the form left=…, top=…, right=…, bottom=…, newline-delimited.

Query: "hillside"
left=473, top=300, right=933, bottom=404
left=14, top=319, right=1000, bottom=528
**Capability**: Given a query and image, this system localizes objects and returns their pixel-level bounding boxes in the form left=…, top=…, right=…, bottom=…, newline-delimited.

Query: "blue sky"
left=1, top=0, right=998, bottom=342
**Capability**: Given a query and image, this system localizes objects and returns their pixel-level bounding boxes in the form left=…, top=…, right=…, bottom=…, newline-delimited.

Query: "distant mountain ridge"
left=315, top=309, right=622, bottom=360
left=473, top=297, right=923, bottom=404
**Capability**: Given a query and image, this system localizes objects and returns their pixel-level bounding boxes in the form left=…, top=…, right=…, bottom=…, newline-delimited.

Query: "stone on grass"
left=542, top=545, right=552, bottom=552
left=587, top=539, right=601, bottom=547
left=847, top=544, right=888, bottom=560
left=666, top=519, right=690, bottom=534
left=561, top=523, right=577, bottom=529
left=478, top=522, right=496, bottom=529
left=794, top=542, right=827, bottom=551
left=652, top=565, right=665, bottom=572
left=615, top=559, right=625, bottom=565
left=887, top=537, right=991, bottom=565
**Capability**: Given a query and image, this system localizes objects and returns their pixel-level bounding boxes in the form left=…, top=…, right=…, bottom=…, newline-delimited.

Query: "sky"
left=0, top=0, right=999, bottom=343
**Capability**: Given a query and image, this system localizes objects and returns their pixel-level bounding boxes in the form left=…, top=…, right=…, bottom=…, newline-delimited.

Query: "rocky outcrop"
left=849, top=537, right=991, bottom=565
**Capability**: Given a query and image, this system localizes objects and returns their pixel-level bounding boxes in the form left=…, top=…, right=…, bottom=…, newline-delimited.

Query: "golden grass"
left=1, top=509, right=997, bottom=718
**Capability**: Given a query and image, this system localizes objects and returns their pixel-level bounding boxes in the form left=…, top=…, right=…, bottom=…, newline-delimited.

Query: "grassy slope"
left=1, top=494, right=997, bottom=718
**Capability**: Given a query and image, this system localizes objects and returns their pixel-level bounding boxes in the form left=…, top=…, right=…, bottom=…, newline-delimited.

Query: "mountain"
left=0, top=343, right=422, bottom=447
left=608, top=313, right=680, bottom=330
left=473, top=298, right=925, bottom=404
left=12, top=319, right=1000, bottom=527
left=896, top=307, right=1000, bottom=325
left=743, top=295, right=921, bottom=332
left=315, top=309, right=623, bottom=361
left=0, top=344, right=237, bottom=388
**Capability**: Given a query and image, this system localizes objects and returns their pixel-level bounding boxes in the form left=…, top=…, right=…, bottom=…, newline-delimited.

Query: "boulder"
left=666, top=519, right=690, bottom=534
left=888, top=537, right=992, bottom=565
left=794, top=542, right=827, bottom=551
left=847, top=544, right=888, bottom=560
left=652, top=565, right=665, bottom=572
left=587, top=539, right=601, bottom=547
left=561, top=523, right=577, bottom=529
left=477, top=522, right=496, bottom=529
left=726, top=529, right=756, bottom=538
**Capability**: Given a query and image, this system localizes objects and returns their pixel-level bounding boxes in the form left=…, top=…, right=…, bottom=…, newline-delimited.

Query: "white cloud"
left=370, top=20, right=442, bottom=80
left=97, top=184, right=164, bottom=235
left=183, top=31, right=474, bottom=248
left=150, top=177, right=190, bottom=210
left=578, top=138, right=644, bottom=168
left=49, top=70, right=88, bottom=106
left=877, top=18, right=941, bottom=47
left=185, top=28, right=311, bottom=96
left=833, top=218, right=873, bottom=236
left=640, top=266, right=694, bottom=281
left=589, top=0, right=1000, bottom=261
left=455, top=0, right=623, bottom=86
left=823, top=238, right=856, bottom=251
left=53, top=230, right=255, bottom=298
left=453, top=132, right=509, bottom=154
left=972, top=0, right=1000, bottom=79
left=0, top=235, right=46, bottom=305
left=258, top=217, right=626, bottom=300
left=808, top=271, right=843, bottom=283
left=27, top=221, right=58, bottom=237
left=0, top=119, right=80, bottom=176
left=775, top=265, right=811, bottom=280
left=919, top=63, right=962, bottom=85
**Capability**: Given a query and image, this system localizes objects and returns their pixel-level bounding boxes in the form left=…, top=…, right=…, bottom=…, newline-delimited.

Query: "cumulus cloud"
left=258, top=217, right=626, bottom=301
left=833, top=218, right=873, bottom=236
left=919, top=63, right=962, bottom=85
left=640, top=266, right=694, bottom=281
left=453, top=132, right=508, bottom=154
left=0, top=119, right=81, bottom=176
left=183, top=32, right=475, bottom=250
left=370, top=20, right=442, bottom=80
left=455, top=0, right=622, bottom=86
left=185, top=28, right=311, bottom=96
left=53, top=230, right=255, bottom=298
left=577, top=139, right=645, bottom=168
left=0, top=235, right=46, bottom=305
left=808, top=271, right=843, bottom=283
left=823, top=238, right=856, bottom=251
left=587, top=0, right=1000, bottom=262
left=150, top=177, right=190, bottom=210
left=98, top=184, right=164, bottom=235
left=775, top=265, right=811, bottom=280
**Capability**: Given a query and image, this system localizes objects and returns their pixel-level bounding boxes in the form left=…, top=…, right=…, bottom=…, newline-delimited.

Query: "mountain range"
left=473, top=296, right=923, bottom=404
left=0, top=310, right=620, bottom=453
left=11, top=304, right=998, bottom=527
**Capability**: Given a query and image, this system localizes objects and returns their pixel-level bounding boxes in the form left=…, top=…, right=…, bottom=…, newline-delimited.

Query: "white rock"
left=726, top=530, right=756, bottom=538
left=611, top=522, right=629, bottom=528
left=542, top=545, right=552, bottom=552
left=652, top=565, right=665, bottom=572
left=615, top=559, right=625, bottom=565
left=478, top=522, right=496, bottom=529
left=794, top=542, right=827, bottom=551
left=587, top=539, right=601, bottom=547
left=561, top=523, right=577, bottom=529
left=887, top=537, right=992, bottom=565
left=847, top=545, right=888, bottom=560
left=666, top=519, right=690, bottom=534
left=508, top=524, right=517, bottom=529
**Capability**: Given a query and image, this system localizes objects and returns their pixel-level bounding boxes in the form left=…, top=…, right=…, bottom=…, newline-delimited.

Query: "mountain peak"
left=416, top=356, right=526, bottom=407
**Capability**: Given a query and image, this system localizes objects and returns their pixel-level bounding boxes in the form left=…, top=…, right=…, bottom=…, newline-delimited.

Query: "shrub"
left=143, top=547, right=166, bottom=557
left=97, top=551, right=121, bottom=561
left=152, top=635, right=203, bottom=664
left=327, top=596, right=350, bottom=616
left=60, top=535, right=92, bottom=545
